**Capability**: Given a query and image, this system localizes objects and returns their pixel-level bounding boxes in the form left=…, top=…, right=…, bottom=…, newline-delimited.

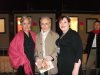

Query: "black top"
left=56, top=28, right=83, bottom=75
left=24, top=32, right=35, bottom=73
left=84, top=32, right=95, bottom=55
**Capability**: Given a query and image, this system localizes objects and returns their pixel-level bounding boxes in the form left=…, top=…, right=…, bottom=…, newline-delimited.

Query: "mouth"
left=61, top=26, right=66, bottom=28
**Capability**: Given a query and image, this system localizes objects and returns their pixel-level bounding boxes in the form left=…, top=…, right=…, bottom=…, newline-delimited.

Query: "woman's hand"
left=72, top=68, right=79, bottom=75
left=72, top=59, right=81, bottom=75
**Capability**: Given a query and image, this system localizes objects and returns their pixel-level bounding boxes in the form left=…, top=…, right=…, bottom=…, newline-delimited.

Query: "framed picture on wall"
left=0, top=18, right=5, bottom=33
left=86, top=18, right=97, bottom=33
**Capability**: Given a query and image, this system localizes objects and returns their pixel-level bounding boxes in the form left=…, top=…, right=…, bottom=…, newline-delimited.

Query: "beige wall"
left=0, top=14, right=9, bottom=49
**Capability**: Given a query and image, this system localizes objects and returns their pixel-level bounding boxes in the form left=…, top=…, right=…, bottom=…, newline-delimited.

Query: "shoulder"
left=87, top=31, right=95, bottom=37
left=69, top=29, right=78, bottom=36
left=14, top=31, right=24, bottom=38
left=88, top=31, right=93, bottom=34
left=68, top=29, right=81, bottom=40
left=50, top=31, right=59, bottom=37
left=10, top=31, right=24, bottom=44
left=36, top=32, right=41, bottom=40
left=30, top=31, right=36, bottom=36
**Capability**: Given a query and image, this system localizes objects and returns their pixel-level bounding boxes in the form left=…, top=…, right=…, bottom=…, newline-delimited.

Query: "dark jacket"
left=56, top=28, right=83, bottom=75
left=84, top=31, right=100, bottom=68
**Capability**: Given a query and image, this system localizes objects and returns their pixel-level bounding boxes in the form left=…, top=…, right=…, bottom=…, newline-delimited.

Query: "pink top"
left=8, top=31, right=36, bottom=75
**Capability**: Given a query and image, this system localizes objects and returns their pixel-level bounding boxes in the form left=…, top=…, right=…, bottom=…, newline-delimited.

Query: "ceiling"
left=0, top=0, right=100, bottom=12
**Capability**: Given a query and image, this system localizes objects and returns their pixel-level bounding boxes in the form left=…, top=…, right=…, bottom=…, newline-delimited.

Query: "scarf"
left=92, top=30, right=100, bottom=34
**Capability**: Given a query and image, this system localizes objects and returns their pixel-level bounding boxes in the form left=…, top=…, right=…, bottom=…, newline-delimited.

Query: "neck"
left=24, top=31, right=29, bottom=36
left=63, top=28, right=69, bottom=34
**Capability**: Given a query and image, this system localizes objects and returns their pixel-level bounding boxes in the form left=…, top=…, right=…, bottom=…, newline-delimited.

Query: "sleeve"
left=34, top=48, right=39, bottom=60
left=8, top=35, right=21, bottom=69
left=50, top=34, right=59, bottom=61
left=34, top=35, right=39, bottom=58
left=84, top=33, right=93, bottom=54
left=72, top=33, right=83, bottom=63
left=50, top=47, right=57, bottom=61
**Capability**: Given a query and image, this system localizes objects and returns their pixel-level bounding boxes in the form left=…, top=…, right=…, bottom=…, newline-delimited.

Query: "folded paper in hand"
left=35, top=60, right=54, bottom=73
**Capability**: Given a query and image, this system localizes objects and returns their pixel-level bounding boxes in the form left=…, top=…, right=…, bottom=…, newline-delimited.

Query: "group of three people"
left=8, top=16, right=83, bottom=75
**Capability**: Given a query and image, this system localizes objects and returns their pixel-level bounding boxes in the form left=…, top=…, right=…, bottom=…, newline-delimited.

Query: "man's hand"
left=36, top=58, right=42, bottom=69
left=44, top=56, right=53, bottom=61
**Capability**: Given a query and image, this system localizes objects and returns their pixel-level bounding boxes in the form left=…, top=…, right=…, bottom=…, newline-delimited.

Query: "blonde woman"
left=9, top=16, right=36, bottom=75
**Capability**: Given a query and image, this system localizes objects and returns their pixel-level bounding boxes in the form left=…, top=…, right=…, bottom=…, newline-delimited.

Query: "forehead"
left=59, top=18, right=68, bottom=22
left=23, top=18, right=30, bottom=22
left=95, top=22, right=100, bottom=24
left=94, top=22, right=100, bottom=26
left=41, top=18, right=50, bottom=23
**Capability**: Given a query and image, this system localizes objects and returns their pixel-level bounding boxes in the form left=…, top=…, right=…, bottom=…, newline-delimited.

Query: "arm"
left=44, top=48, right=57, bottom=61
left=44, top=34, right=59, bottom=61
left=45, top=33, right=59, bottom=61
left=72, top=33, right=83, bottom=75
left=8, top=36, right=21, bottom=69
left=84, top=32, right=94, bottom=55
left=72, top=59, right=81, bottom=75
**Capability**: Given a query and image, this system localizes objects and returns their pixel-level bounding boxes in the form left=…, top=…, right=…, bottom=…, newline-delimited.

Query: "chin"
left=24, top=30, right=30, bottom=32
left=43, top=30, right=47, bottom=32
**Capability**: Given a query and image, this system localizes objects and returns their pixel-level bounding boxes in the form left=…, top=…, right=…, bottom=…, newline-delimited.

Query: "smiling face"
left=22, top=19, right=31, bottom=32
left=40, top=17, right=51, bottom=32
left=59, top=17, right=70, bottom=33
left=20, top=16, right=32, bottom=33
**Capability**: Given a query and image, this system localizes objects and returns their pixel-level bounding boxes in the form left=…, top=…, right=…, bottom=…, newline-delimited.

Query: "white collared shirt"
left=92, top=34, right=97, bottom=47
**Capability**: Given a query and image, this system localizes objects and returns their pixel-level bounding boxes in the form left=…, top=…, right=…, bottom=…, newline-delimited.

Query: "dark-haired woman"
left=56, top=16, right=83, bottom=75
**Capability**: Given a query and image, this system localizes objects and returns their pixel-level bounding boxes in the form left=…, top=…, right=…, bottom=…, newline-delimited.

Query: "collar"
left=41, top=29, right=50, bottom=36
left=92, top=30, right=100, bottom=34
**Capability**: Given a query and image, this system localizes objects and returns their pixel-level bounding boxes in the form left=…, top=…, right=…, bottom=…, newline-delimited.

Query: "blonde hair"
left=20, top=16, right=32, bottom=25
